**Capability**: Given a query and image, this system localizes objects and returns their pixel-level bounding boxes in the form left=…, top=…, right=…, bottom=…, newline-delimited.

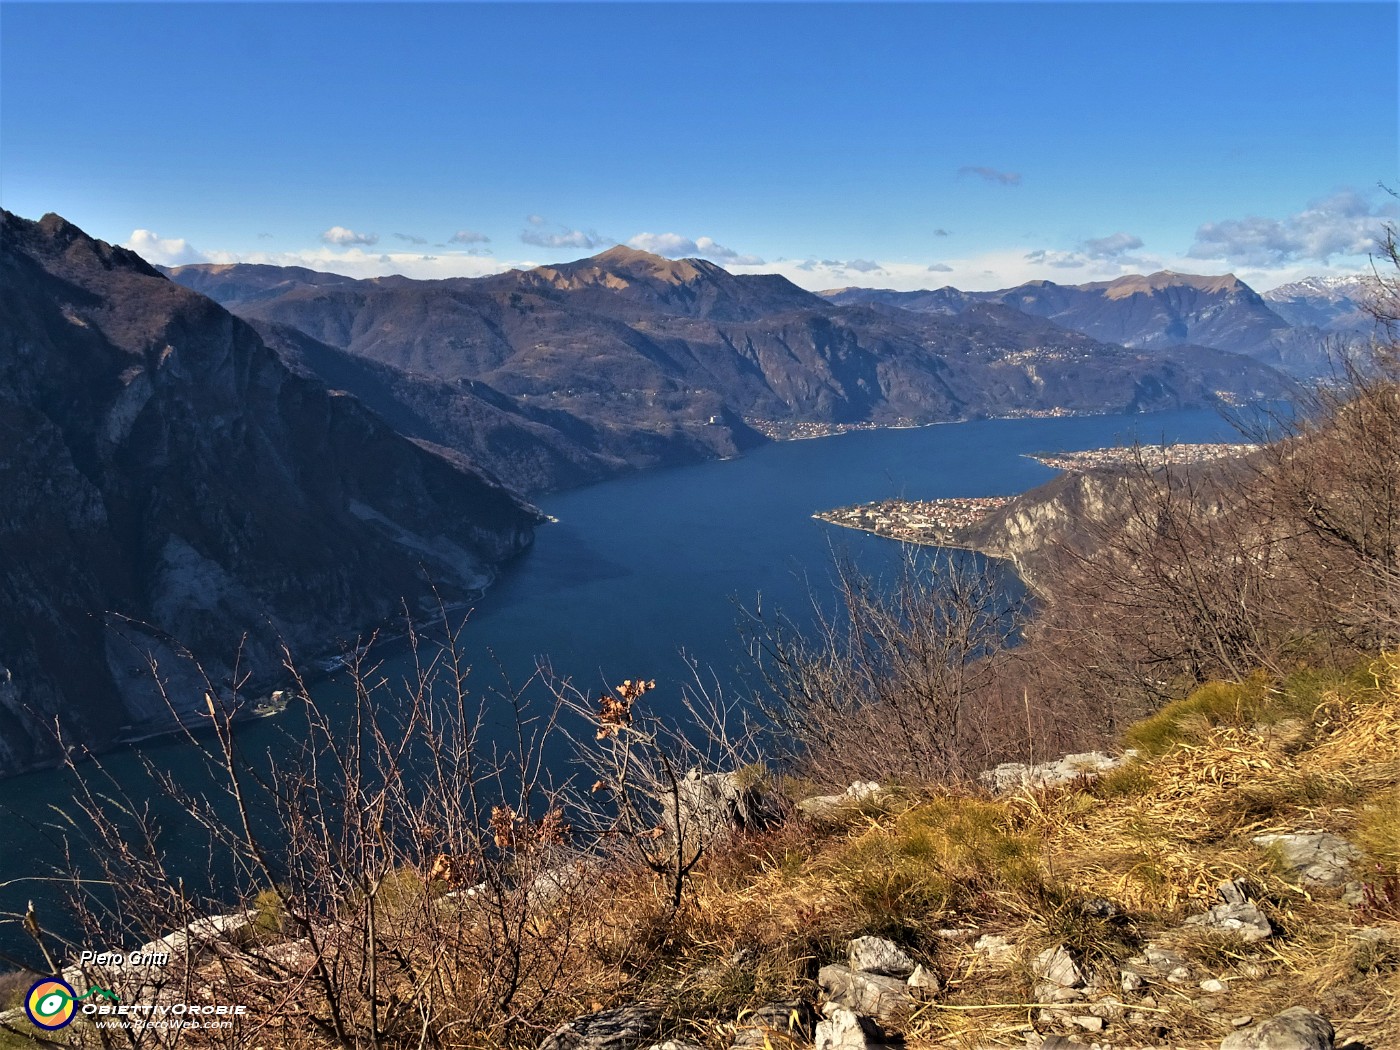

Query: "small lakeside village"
left=813, top=442, right=1257, bottom=546
left=745, top=407, right=1083, bottom=442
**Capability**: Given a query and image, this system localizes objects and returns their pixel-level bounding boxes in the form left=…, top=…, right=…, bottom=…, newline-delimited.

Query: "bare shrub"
left=747, top=548, right=1026, bottom=785
left=2, top=609, right=662, bottom=1049
left=553, top=666, right=775, bottom=916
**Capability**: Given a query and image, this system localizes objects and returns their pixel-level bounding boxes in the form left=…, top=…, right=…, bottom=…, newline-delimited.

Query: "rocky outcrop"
left=1252, top=832, right=1361, bottom=888
left=1219, top=1007, right=1335, bottom=1050
left=538, top=1003, right=662, bottom=1050
left=980, top=750, right=1135, bottom=794
left=795, top=780, right=883, bottom=821
left=1183, top=879, right=1275, bottom=944
left=0, top=211, right=542, bottom=777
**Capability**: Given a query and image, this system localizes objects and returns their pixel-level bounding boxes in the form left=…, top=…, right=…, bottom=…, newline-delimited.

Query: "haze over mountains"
left=822, top=270, right=1376, bottom=375
left=0, top=210, right=1342, bottom=776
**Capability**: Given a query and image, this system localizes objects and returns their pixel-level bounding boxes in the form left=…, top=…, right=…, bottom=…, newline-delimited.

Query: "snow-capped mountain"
left=1262, top=275, right=1380, bottom=331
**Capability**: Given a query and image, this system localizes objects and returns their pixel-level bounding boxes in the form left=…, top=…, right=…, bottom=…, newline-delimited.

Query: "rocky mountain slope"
left=167, top=252, right=1294, bottom=479
left=1262, top=274, right=1381, bottom=333
left=0, top=212, right=543, bottom=777
left=823, top=271, right=1349, bottom=375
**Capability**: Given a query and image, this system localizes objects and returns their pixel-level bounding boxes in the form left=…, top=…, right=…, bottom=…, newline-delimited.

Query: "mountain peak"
left=591, top=244, right=669, bottom=265
left=1102, top=271, right=1250, bottom=299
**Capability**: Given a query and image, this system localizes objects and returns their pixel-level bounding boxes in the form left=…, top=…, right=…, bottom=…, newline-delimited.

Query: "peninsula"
left=813, top=496, right=1014, bottom=547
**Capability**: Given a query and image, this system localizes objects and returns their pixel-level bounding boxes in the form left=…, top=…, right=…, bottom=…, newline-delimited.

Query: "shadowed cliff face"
left=0, top=212, right=542, bottom=777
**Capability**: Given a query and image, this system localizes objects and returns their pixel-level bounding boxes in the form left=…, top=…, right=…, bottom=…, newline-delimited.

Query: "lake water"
left=0, top=408, right=1243, bottom=957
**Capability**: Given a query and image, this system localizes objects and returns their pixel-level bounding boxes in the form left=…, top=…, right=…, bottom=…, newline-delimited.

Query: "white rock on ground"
left=1218, top=1006, right=1335, bottom=1050
left=1183, top=880, right=1274, bottom=943
left=1183, top=900, right=1274, bottom=943
left=979, top=750, right=1136, bottom=794
left=814, top=1006, right=869, bottom=1050
left=818, top=964, right=915, bottom=1023
left=1033, top=945, right=1086, bottom=989
left=1252, top=832, right=1361, bottom=887
left=538, top=1002, right=661, bottom=1050
left=907, top=963, right=941, bottom=996
left=847, top=936, right=916, bottom=977
left=728, top=1000, right=812, bottom=1048
left=973, top=933, right=1016, bottom=963
left=796, top=781, right=883, bottom=821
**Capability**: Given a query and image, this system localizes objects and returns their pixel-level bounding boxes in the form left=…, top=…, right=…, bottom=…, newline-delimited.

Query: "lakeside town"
left=813, top=443, right=1258, bottom=548
left=745, top=417, right=923, bottom=440
left=1025, top=440, right=1258, bottom=473
left=814, top=495, right=1015, bottom=547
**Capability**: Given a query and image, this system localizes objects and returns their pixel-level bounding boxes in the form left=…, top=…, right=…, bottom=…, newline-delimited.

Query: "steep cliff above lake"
left=0, top=212, right=543, bottom=777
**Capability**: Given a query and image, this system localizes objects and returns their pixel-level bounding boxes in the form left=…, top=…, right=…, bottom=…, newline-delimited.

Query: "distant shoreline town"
left=1024, top=441, right=1258, bottom=473
left=747, top=407, right=1086, bottom=442
left=814, top=496, right=1015, bottom=548
left=814, top=442, right=1257, bottom=547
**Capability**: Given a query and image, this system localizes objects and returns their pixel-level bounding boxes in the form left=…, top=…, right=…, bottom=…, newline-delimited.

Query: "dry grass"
left=15, top=657, right=1395, bottom=1048
left=573, top=653, right=1400, bottom=1049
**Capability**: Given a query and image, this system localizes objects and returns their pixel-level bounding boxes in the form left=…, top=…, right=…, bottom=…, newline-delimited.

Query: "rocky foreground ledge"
left=4, top=662, right=1395, bottom=1049
left=534, top=662, right=1400, bottom=1050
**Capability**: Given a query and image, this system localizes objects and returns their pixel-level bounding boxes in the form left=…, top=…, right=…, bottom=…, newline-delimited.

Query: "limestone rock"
left=1183, top=901, right=1274, bottom=943
left=1219, top=1007, right=1334, bottom=1050
left=729, top=1000, right=813, bottom=1048
left=539, top=1002, right=661, bottom=1050
left=1140, top=945, right=1188, bottom=974
left=1033, top=945, right=1085, bottom=989
left=1219, top=878, right=1255, bottom=906
left=814, top=1006, right=870, bottom=1050
left=1184, top=882, right=1273, bottom=943
left=907, top=963, right=941, bottom=996
left=848, top=935, right=916, bottom=977
left=662, top=770, right=775, bottom=863
left=980, top=750, right=1135, bottom=794
left=1252, top=832, right=1361, bottom=887
left=818, top=964, right=915, bottom=1022
left=796, top=781, right=883, bottom=821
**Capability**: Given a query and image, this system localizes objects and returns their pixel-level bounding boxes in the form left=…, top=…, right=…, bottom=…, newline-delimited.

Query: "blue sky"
left=3, top=2, right=1396, bottom=290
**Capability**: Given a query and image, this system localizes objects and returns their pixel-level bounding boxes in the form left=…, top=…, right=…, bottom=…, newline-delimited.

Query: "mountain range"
left=822, top=270, right=1377, bottom=375
left=167, top=248, right=1296, bottom=495
left=0, top=210, right=1346, bottom=776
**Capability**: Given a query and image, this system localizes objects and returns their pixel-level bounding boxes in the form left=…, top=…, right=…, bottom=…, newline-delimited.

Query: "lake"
left=0, top=407, right=1244, bottom=958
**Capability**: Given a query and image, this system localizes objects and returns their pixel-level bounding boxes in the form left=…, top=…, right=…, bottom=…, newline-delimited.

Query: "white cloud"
left=790, top=257, right=885, bottom=277
left=449, top=229, right=490, bottom=245
left=1187, top=189, right=1398, bottom=267
left=195, top=245, right=520, bottom=281
left=520, top=215, right=606, bottom=250
left=627, top=231, right=764, bottom=265
left=1024, top=248, right=1088, bottom=269
left=958, top=165, right=1022, bottom=186
left=322, top=225, right=379, bottom=247
left=1081, top=232, right=1144, bottom=259
left=123, top=229, right=207, bottom=266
